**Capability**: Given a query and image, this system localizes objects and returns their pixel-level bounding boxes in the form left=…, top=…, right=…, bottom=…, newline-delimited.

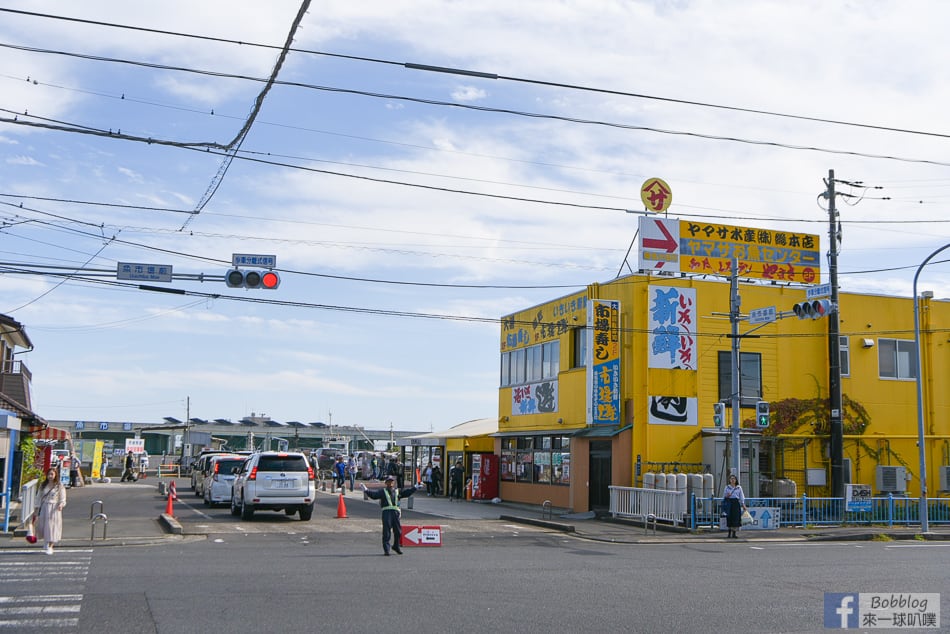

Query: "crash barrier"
left=609, top=486, right=685, bottom=527
left=89, top=500, right=104, bottom=520
left=157, top=462, right=180, bottom=478
left=688, top=494, right=950, bottom=530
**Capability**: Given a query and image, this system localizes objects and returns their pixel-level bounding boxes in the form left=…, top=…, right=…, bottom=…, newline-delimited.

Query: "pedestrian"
left=360, top=476, right=421, bottom=556
left=346, top=454, right=357, bottom=492
left=334, top=456, right=346, bottom=492
left=722, top=473, right=747, bottom=538
left=449, top=460, right=465, bottom=501
left=370, top=454, right=379, bottom=480
left=422, top=461, right=434, bottom=496
left=100, top=453, right=109, bottom=479
left=431, top=463, right=443, bottom=496
left=394, top=458, right=405, bottom=489
left=68, top=454, right=80, bottom=488
left=122, top=452, right=135, bottom=482
left=34, top=467, right=67, bottom=555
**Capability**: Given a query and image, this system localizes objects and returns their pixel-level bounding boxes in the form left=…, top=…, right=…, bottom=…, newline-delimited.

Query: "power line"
left=4, top=43, right=950, bottom=168
left=4, top=7, right=950, bottom=140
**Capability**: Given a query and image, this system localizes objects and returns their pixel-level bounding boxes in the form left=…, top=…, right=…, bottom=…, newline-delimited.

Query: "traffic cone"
left=165, top=489, right=175, bottom=517
left=336, top=491, right=347, bottom=519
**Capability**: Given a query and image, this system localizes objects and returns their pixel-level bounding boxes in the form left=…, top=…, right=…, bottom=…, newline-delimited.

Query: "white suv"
left=230, top=451, right=315, bottom=521
left=202, top=454, right=247, bottom=507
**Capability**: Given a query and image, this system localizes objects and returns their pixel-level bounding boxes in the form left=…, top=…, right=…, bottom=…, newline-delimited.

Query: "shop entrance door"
left=589, top=440, right=611, bottom=512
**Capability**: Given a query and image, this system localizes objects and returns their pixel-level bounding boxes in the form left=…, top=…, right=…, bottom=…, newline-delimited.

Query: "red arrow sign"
left=643, top=219, right=678, bottom=252
left=401, top=525, right=443, bottom=546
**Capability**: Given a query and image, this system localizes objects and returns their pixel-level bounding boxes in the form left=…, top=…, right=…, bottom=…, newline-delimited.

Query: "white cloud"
left=451, top=85, right=487, bottom=102
left=6, top=155, right=42, bottom=166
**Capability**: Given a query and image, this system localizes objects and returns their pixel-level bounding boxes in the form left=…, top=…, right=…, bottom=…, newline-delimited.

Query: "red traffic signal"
left=792, top=299, right=832, bottom=320
left=225, top=269, right=280, bottom=289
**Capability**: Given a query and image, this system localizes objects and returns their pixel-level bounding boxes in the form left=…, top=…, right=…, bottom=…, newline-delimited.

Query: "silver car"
left=230, top=451, right=315, bottom=521
left=202, top=455, right=246, bottom=507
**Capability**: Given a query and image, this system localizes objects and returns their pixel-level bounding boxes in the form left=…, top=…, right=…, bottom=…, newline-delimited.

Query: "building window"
left=839, top=336, right=850, bottom=377
left=879, top=338, right=917, bottom=380
left=572, top=327, right=587, bottom=369
left=542, top=340, right=560, bottom=379
left=527, top=345, right=542, bottom=382
left=500, top=435, right=570, bottom=485
left=501, top=339, right=562, bottom=387
left=717, top=351, right=762, bottom=407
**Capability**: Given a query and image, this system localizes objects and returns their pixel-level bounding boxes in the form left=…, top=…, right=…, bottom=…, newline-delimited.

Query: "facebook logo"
left=824, top=593, right=859, bottom=629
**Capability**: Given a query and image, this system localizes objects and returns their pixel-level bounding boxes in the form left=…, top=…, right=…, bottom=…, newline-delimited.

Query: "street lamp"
left=912, top=242, right=950, bottom=534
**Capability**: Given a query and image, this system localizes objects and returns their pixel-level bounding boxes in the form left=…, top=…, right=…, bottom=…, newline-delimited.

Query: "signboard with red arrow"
left=638, top=216, right=681, bottom=272
left=400, top=525, right=443, bottom=547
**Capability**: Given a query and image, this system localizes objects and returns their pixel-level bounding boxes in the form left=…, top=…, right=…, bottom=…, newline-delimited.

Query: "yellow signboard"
left=679, top=221, right=821, bottom=282
left=640, top=178, right=672, bottom=213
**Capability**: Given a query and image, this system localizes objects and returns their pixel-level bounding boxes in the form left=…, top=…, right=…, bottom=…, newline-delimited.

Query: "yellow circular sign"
left=640, top=177, right=672, bottom=213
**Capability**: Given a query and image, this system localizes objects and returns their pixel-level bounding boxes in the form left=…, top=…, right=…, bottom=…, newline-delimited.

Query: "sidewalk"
left=3, top=478, right=947, bottom=548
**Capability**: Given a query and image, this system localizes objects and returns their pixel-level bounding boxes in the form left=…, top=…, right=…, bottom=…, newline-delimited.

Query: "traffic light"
left=756, top=400, right=770, bottom=427
left=792, top=299, right=833, bottom=320
left=225, top=268, right=280, bottom=289
left=713, top=402, right=725, bottom=427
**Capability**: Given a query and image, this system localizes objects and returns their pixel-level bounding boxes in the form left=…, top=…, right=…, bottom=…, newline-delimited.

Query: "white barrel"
left=655, top=472, right=667, bottom=490
left=702, top=473, right=715, bottom=499
left=675, top=473, right=688, bottom=517
left=643, top=472, right=655, bottom=489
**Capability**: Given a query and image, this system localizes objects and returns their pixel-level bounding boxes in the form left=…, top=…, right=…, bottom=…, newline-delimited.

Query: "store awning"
left=27, top=424, right=72, bottom=442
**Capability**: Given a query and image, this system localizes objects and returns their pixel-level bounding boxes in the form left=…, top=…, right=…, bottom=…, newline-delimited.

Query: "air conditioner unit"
left=938, top=466, right=950, bottom=493
left=875, top=465, right=907, bottom=494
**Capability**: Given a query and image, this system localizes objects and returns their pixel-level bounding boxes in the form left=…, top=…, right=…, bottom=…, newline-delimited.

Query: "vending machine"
left=470, top=453, right=499, bottom=500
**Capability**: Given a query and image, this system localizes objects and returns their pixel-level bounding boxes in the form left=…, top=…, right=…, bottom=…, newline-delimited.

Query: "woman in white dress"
left=35, top=467, right=67, bottom=554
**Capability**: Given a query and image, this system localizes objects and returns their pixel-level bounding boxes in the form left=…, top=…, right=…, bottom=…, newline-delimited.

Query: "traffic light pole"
left=825, top=170, right=845, bottom=500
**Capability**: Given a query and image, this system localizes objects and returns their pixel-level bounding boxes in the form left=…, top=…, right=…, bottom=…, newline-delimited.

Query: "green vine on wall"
left=18, top=436, right=45, bottom=485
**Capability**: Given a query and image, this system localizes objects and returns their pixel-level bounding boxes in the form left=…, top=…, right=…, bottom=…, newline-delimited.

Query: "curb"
left=159, top=513, right=183, bottom=535
left=499, top=514, right=576, bottom=533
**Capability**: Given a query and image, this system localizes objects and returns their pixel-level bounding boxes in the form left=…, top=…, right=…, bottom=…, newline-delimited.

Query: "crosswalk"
left=0, top=549, right=92, bottom=631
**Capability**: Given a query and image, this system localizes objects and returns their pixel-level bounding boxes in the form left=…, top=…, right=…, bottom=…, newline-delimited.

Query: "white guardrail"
left=609, top=486, right=685, bottom=527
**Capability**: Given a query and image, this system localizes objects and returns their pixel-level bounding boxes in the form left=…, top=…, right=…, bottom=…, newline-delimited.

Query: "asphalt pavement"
left=3, top=476, right=948, bottom=548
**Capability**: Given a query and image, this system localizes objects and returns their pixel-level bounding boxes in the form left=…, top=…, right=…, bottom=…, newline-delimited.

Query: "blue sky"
left=1, top=1, right=948, bottom=431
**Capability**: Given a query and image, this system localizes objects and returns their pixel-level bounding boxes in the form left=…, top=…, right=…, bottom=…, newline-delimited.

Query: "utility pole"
left=825, top=170, right=845, bottom=500
left=729, top=258, right=742, bottom=482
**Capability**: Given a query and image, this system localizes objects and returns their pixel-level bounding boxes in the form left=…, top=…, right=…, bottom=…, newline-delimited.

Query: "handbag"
left=741, top=509, right=753, bottom=526
left=25, top=515, right=37, bottom=544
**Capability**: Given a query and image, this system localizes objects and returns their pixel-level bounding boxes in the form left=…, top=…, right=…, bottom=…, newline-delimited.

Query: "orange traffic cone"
left=336, top=491, right=347, bottom=519
left=165, top=490, right=175, bottom=517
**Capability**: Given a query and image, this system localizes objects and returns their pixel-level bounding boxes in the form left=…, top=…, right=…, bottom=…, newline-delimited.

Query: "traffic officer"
left=361, top=475, right=421, bottom=555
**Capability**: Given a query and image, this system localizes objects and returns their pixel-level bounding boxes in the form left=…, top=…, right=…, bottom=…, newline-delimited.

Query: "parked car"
left=190, top=450, right=231, bottom=493
left=312, top=447, right=343, bottom=471
left=230, top=451, right=315, bottom=521
left=203, top=455, right=247, bottom=507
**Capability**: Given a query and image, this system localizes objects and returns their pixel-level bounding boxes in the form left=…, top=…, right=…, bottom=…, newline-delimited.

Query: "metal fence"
left=608, top=486, right=686, bottom=526
left=688, top=494, right=950, bottom=530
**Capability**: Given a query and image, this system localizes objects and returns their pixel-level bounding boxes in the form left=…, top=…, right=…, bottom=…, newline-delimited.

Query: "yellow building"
left=496, top=274, right=949, bottom=513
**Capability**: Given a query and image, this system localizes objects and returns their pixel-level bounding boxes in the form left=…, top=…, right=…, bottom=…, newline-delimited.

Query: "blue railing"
left=689, top=494, right=950, bottom=530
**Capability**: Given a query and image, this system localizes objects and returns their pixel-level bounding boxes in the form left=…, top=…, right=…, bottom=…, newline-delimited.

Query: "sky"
left=0, top=1, right=948, bottom=432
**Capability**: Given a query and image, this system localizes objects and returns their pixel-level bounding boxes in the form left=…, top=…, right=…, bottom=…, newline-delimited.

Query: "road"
left=2, top=480, right=946, bottom=632
left=3, top=528, right=948, bottom=632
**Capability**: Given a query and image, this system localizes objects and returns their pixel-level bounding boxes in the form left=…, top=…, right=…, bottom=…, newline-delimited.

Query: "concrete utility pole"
left=825, top=170, right=845, bottom=500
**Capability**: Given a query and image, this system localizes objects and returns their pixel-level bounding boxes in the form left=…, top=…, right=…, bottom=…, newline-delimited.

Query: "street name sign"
left=117, top=262, right=173, bottom=283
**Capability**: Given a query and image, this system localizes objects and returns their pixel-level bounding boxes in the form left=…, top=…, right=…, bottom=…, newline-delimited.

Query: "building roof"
left=399, top=418, right=497, bottom=445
